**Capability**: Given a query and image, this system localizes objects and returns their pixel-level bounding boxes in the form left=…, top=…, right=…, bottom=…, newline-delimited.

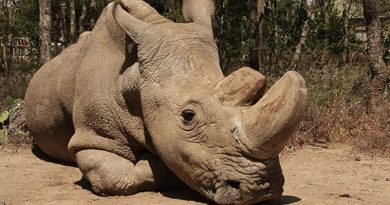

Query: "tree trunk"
left=289, top=20, right=309, bottom=70
left=248, top=0, right=258, bottom=70
left=290, top=3, right=297, bottom=33
left=1, top=0, right=9, bottom=76
left=257, top=7, right=264, bottom=73
left=79, top=0, right=87, bottom=34
left=1, top=38, right=8, bottom=77
left=290, top=0, right=314, bottom=70
left=323, top=0, right=330, bottom=45
left=270, top=0, right=279, bottom=68
left=60, top=0, right=68, bottom=48
left=342, top=1, right=351, bottom=63
left=248, top=0, right=265, bottom=73
left=39, top=0, right=52, bottom=65
left=215, top=0, right=229, bottom=73
left=362, top=0, right=388, bottom=109
left=90, top=0, right=98, bottom=29
left=69, top=0, right=76, bottom=42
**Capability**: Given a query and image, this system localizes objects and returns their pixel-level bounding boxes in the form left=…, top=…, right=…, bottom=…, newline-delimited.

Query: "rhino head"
left=114, top=0, right=307, bottom=204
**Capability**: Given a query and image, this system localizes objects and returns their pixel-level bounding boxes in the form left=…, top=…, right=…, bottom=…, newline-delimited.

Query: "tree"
left=323, top=0, right=330, bottom=45
left=248, top=0, right=265, bottom=73
left=69, top=0, right=76, bottom=42
left=39, top=0, right=51, bottom=64
left=59, top=0, right=68, bottom=46
left=362, top=0, right=389, bottom=109
left=290, top=0, right=315, bottom=70
left=79, top=0, right=87, bottom=34
left=1, top=0, right=9, bottom=76
left=342, top=0, right=351, bottom=63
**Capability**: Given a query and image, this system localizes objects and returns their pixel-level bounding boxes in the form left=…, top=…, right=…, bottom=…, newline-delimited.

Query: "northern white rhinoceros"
left=24, top=0, right=307, bottom=204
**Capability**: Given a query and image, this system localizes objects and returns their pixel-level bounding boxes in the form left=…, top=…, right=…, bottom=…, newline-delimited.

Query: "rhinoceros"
left=24, top=0, right=307, bottom=204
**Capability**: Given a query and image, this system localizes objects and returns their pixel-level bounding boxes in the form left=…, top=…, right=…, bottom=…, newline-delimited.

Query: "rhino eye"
left=181, top=110, right=195, bottom=124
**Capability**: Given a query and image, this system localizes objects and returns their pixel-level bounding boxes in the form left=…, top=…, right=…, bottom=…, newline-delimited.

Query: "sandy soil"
left=0, top=143, right=389, bottom=205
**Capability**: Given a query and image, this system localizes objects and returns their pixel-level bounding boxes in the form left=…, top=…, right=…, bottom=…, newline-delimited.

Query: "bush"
left=289, top=60, right=390, bottom=155
left=0, top=98, right=31, bottom=145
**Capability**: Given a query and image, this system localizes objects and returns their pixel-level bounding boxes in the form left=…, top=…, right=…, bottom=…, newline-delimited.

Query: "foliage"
left=145, top=0, right=184, bottom=22
left=261, top=0, right=307, bottom=72
left=0, top=96, right=22, bottom=125
left=0, top=110, right=9, bottom=124
left=0, top=0, right=40, bottom=73
left=2, top=0, right=388, bottom=75
left=3, top=96, right=22, bottom=110
left=13, top=0, right=40, bottom=39
left=308, top=1, right=344, bottom=53
left=213, top=0, right=252, bottom=73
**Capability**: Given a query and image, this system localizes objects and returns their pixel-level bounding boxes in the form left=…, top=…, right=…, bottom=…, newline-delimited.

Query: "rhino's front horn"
left=238, top=71, right=307, bottom=159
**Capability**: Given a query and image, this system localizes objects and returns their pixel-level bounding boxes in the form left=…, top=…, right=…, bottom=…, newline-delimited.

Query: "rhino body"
left=24, top=1, right=307, bottom=204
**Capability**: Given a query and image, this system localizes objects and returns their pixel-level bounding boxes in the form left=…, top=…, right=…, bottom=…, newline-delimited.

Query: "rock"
left=386, top=178, right=390, bottom=181
left=355, top=156, right=361, bottom=161
left=0, top=200, right=6, bottom=205
left=309, top=142, right=329, bottom=149
left=315, top=138, right=328, bottom=143
left=339, top=193, right=351, bottom=198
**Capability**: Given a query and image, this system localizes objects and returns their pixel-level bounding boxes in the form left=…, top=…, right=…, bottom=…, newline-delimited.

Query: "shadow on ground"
left=161, top=185, right=210, bottom=203
left=73, top=172, right=301, bottom=204
left=258, top=195, right=301, bottom=205
left=74, top=177, right=93, bottom=192
left=31, top=144, right=76, bottom=167
left=32, top=144, right=301, bottom=204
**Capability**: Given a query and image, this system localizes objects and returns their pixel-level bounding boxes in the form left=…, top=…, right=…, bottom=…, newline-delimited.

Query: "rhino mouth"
left=199, top=157, right=284, bottom=205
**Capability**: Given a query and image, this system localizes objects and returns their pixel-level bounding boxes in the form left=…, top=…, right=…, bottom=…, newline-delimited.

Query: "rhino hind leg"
left=75, top=149, right=180, bottom=195
left=32, top=128, right=74, bottom=162
left=24, top=97, right=74, bottom=162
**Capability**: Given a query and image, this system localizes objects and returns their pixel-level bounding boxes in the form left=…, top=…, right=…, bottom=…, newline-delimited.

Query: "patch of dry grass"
left=289, top=60, right=390, bottom=155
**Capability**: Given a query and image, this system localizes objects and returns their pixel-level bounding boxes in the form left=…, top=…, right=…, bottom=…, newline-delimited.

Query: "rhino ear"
left=113, top=2, right=150, bottom=44
left=182, top=0, right=215, bottom=30
left=113, top=0, right=171, bottom=44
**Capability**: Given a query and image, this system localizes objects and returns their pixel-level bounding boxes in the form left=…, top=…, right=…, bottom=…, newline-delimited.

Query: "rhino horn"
left=217, top=70, right=307, bottom=159
left=214, top=67, right=266, bottom=107
left=182, top=0, right=215, bottom=31
left=240, top=71, right=307, bottom=159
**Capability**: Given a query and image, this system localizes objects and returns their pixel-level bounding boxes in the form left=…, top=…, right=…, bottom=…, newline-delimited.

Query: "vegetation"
left=0, top=0, right=389, bottom=153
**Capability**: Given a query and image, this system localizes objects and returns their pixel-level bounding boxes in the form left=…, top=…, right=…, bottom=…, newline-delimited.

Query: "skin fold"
left=24, top=0, right=307, bottom=204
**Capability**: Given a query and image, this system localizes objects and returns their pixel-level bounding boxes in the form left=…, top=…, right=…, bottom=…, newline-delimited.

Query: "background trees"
left=1, top=0, right=388, bottom=76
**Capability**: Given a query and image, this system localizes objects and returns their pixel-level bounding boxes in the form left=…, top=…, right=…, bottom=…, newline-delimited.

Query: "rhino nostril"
left=225, top=180, right=240, bottom=190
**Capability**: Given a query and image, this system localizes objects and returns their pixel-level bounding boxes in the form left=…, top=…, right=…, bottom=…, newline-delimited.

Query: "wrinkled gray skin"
left=24, top=0, right=307, bottom=204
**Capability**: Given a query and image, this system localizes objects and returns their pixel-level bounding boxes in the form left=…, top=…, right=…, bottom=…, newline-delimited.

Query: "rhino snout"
left=214, top=181, right=242, bottom=204
left=201, top=157, right=285, bottom=205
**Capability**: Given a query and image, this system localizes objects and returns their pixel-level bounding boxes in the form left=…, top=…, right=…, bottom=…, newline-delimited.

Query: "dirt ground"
left=0, top=143, right=389, bottom=205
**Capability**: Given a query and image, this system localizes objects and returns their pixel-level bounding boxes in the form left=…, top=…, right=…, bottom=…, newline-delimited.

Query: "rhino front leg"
left=75, top=149, right=180, bottom=195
